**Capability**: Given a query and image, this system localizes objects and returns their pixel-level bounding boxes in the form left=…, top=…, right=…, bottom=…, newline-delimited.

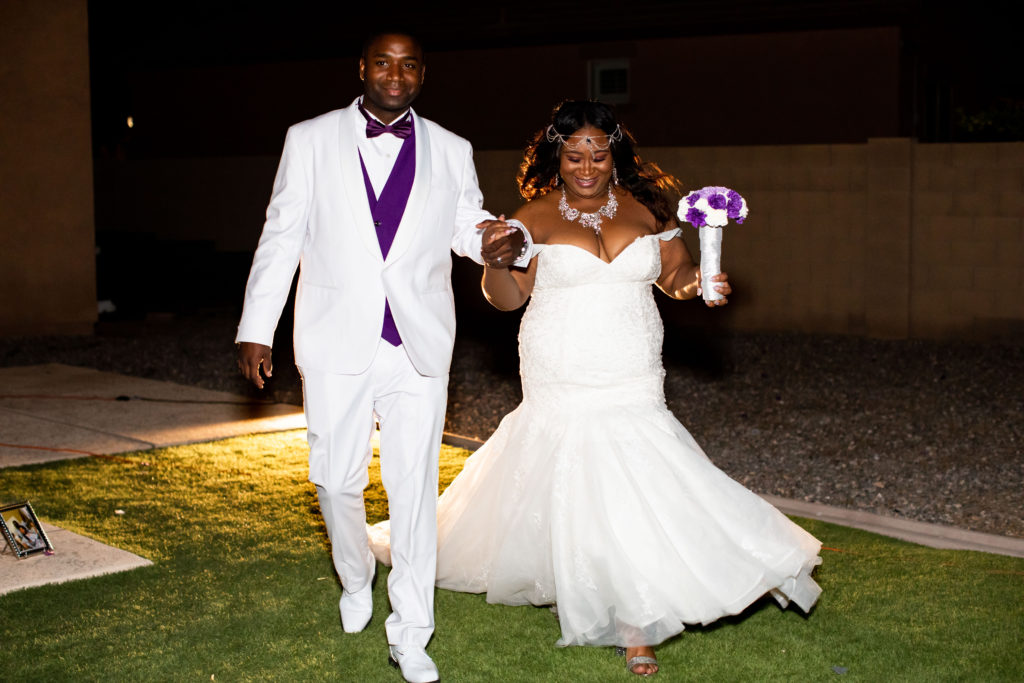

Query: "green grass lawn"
left=1, top=430, right=1021, bottom=681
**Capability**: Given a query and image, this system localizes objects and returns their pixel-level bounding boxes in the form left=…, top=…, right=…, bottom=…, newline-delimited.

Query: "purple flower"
left=708, top=193, right=727, bottom=210
left=686, top=192, right=700, bottom=207
left=726, top=197, right=742, bottom=218
left=685, top=207, right=707, bottom=227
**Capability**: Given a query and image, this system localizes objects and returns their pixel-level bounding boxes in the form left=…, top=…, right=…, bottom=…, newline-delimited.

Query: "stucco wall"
left=0, top=1, right=96, bottom=335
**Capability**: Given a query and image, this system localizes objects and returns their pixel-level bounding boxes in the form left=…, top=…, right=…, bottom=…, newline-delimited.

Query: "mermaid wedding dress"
left=370, top=229, right=821, bottom=647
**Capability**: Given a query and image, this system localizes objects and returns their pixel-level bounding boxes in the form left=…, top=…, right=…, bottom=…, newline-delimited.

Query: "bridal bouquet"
left=678, top=187, right=748, bottom=302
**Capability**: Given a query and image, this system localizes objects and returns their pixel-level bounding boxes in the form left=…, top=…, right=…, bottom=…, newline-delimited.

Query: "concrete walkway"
left=0, top=364, right=304, bottom=467
left=0, top=364, right=305, bottom=595
left=2, top=364, right=1022, bottom=597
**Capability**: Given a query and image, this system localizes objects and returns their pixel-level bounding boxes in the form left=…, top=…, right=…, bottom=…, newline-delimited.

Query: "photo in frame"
left=0, top=501, right=53, bottom=559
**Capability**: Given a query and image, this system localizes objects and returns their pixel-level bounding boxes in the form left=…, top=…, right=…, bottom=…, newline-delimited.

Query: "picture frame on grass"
left=0, top=501, right=53, bottom=559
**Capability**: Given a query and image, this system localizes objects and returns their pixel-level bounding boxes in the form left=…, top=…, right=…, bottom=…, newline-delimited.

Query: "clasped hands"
left=478, top=215, right=525, bottom=269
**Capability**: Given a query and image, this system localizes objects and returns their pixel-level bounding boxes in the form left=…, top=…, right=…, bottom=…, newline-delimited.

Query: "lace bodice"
left=518, top=231, right=679, bottom=409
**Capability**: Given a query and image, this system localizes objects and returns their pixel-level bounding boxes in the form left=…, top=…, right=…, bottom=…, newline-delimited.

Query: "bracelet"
left=516, top=233, right=529, bottom=260
left=508, top=225, right=529, bottom=262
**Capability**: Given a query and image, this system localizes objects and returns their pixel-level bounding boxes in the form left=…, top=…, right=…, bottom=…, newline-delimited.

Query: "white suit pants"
left=299, top=341, right=447, bottom=648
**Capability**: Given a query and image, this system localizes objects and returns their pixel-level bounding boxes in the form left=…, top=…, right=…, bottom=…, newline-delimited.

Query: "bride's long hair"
left=516, top=100, right=682, bottom=225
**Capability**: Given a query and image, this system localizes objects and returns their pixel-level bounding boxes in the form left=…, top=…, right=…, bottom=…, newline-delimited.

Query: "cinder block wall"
left=644, top=143, right=874, bottom=336
left=0, top=2, right=95, bottom=335
left=478, top=139, right=1024, bottom=340
left=910, top=143, right=1024, bottom=338
left=87, top=140, right=1022, bottom=341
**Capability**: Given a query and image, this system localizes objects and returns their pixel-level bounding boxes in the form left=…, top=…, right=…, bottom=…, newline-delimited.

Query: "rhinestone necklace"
left=558, top=186, right=618, bottom=235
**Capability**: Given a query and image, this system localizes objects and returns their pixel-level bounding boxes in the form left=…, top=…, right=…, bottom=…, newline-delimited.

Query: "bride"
left=373, top=100, right=822, bottom=676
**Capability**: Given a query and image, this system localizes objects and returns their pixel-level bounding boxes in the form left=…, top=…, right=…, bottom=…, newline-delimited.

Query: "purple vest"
left=359, top=126, right=416, bottom=346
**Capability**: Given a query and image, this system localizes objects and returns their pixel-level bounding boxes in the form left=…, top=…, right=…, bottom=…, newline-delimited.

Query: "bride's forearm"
left=662, top=265, right=701, bottom=300
left=482, top=267, right=529, bottom=311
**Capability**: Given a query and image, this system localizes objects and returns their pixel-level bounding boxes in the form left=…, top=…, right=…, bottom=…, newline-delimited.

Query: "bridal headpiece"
left=545, top=124, right=623, bottom=151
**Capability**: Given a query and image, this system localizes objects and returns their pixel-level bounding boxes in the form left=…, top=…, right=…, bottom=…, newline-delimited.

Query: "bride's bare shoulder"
left=512, top=192, right=562, bottom=243
left=513, top=191, right=560, bottom=218
left=616, top=189, right=663, bottom=235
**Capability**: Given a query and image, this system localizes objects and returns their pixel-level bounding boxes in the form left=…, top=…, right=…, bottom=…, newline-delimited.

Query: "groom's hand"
left=237, top=342, right=273, bottom=389
left=479, top=215, right=525, bottom=269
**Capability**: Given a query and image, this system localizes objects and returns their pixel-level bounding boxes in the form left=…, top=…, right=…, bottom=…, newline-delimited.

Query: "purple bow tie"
left=359, top=103, right=413, bottom=139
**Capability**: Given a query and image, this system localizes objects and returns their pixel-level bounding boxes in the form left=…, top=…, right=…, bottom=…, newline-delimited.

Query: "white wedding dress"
left=370, top=229, right=821, bottom=647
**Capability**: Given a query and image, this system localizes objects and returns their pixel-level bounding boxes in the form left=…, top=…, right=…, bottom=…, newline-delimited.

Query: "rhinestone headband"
left=545, top=124, right=623, bottom=151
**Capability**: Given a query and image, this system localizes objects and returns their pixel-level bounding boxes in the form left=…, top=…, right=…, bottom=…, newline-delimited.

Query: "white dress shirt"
left=355, top=98, right=410, bottom=197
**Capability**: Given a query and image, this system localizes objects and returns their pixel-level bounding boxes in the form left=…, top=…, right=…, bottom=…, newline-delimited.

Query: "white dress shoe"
left=338, top=583, right=372, bottom=633
left=388, top=645, right=439, bottom=683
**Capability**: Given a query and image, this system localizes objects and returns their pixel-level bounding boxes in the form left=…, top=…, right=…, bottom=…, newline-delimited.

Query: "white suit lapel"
left=383, top=112, right=430, bottom=265
left=337, top=102, right=385, bottom=263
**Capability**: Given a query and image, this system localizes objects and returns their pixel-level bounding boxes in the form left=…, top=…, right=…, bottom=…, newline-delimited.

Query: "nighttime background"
left=88, top=0, right=1022, bottom=156
left=84, top=0, right=1022, bottom=327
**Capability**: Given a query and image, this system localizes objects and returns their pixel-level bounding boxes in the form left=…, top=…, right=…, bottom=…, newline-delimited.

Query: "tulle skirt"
left=370, top=391, right=821, bottom=647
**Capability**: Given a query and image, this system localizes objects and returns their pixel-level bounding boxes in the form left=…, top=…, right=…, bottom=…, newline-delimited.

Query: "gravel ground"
left=2, top=310, right=1021, bottom=540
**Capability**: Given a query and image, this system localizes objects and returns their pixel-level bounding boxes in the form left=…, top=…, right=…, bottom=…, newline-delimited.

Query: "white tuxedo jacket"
left=236, top=99, right=495, bottom=377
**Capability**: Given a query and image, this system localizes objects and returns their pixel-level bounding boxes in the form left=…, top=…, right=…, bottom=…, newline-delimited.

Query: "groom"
left=235, top=32, right=529, bottom=683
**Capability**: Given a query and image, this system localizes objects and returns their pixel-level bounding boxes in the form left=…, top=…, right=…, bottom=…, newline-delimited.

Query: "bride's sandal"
left=616, top=646, right=659, bottom=677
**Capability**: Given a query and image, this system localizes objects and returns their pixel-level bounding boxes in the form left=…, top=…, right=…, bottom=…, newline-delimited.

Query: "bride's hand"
left=697, top=271, right=731, bottom=307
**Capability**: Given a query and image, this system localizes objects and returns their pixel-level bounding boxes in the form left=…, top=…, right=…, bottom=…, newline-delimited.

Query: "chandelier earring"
left=612, top=166, right=619, bottom=185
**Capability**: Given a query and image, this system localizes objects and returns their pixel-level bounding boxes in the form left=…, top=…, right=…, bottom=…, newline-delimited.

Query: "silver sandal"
left=615, top=647, right=659, bottom=677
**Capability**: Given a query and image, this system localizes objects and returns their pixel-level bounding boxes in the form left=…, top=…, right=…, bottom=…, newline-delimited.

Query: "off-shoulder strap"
left=655, top=227, right=682, bottom=241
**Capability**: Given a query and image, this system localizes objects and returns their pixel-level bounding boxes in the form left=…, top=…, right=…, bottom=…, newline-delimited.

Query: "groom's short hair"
left=361, top=29, right=424, bottom=61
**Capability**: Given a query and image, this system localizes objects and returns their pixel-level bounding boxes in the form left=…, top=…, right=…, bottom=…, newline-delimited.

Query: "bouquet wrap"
left=698, top=227, right=724, bottom=302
